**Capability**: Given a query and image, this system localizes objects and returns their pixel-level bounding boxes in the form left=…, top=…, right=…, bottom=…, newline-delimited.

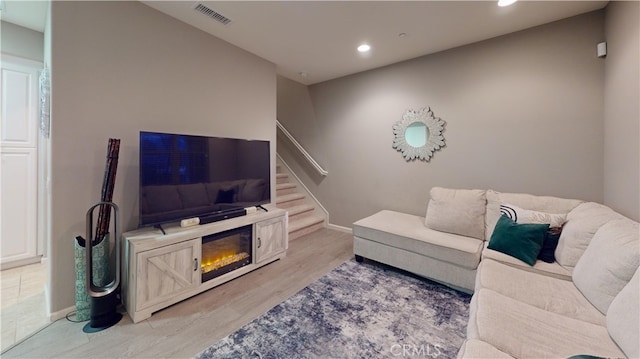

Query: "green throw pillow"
left=488, top=215, right=549, bottom=266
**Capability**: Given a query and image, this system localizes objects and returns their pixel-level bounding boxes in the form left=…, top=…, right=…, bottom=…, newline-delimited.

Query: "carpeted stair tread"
left=286, top=204, right=315, bottom=217
left=276, top=193, right=305, bottom=204
left=289, top=215, right=324, bottom=233
left=276, top=183, right=296, bottom=191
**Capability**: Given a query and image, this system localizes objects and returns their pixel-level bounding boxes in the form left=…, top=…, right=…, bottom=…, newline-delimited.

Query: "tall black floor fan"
left=76, top=138, right=122, bottom=333
left=82, top=202, right=122, bottom=333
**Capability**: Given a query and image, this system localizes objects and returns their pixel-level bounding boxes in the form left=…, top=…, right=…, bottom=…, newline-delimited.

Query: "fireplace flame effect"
left=201, top=252, right=250, bottom=274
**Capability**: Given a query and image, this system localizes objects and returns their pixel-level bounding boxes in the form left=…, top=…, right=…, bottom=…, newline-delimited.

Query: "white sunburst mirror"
left=392, top=107, right=446, bottom=161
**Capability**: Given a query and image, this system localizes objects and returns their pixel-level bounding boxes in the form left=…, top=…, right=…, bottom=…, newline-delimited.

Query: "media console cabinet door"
left=255, top=215, right=288, bottom=264
left=136, top=239, right=201, bottom=311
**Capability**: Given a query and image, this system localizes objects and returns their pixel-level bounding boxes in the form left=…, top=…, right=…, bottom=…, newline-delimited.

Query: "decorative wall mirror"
left=392, top=107, right=446, bottom=161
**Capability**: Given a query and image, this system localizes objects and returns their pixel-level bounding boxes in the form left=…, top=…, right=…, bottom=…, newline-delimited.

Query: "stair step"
left=275, top=158, right=326, bottom=241
left=288, top=215, right=325, bottom=241
left=286, top=204, right=315, bottom=218
left=276, top=183, right=296, bottom=190
left=276, top=193, right=305, bottom=208
left=276, top=183, right=296, bottom=196
left=276, top=182, right=295, bottom=190
left=276, top=173, right=289, bottom=184
left=289, top=214, right=324, bottom=232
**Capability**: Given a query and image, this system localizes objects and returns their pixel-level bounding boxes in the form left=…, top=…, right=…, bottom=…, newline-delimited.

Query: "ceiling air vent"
left=193, top=3, right=232, bottom=25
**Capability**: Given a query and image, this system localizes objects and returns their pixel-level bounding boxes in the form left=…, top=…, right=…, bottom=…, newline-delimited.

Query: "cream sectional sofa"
left=352, top=188, right=639, bottom=358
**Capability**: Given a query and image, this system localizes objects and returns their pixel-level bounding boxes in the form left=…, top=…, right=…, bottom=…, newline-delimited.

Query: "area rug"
left=196, top=259, right=471, bottom=359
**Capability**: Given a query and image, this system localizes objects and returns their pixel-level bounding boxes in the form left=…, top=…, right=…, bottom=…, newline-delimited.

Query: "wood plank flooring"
left=0, top=261, right=47, bottom=352
left=3, top=228, right=353, bottom=358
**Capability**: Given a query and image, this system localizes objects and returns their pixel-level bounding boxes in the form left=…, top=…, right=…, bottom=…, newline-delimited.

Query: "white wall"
left=603, top=1, right=639, bottom=221
left=49, top=1, right=276, bottom=314
left=278, top=11, right=606, bottom=228
left=0, top=21, right=44, bottom=61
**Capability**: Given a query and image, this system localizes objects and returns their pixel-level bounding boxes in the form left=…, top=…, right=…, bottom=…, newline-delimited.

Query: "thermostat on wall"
left=597, top=42, right=607, bottom=58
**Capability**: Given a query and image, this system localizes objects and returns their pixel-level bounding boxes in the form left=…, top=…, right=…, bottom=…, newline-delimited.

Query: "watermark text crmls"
left=390, top=343, right=443, bottom=358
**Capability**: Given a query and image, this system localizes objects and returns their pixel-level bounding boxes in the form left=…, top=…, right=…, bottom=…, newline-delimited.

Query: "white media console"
left=122, top=205, right=288, bottom=323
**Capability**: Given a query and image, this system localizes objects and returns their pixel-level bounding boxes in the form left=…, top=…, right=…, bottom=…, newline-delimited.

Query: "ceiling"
left=0, top=0, right=48, bottom=32
left=1, top=1, right=608, bottom=85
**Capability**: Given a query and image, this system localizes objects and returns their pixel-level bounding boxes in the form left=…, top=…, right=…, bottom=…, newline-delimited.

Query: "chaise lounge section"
left=353, top=187, right=639, bottom=358
left=353, top=209, right=482, bottom=293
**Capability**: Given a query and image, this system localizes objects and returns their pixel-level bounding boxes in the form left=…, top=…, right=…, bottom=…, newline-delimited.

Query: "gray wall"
left=278, top=11, right=606, bottom=228
left=1, top=21, right=44, bottom=61
left=49, top=1, right=275, bottom=314
left=603, top=1, right=639, bottom=221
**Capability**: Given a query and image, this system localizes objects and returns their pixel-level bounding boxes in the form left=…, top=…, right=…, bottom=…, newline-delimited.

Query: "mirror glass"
left=392, top=107, right=446, bottom=161
left=405, top=122, right=428, bottom=147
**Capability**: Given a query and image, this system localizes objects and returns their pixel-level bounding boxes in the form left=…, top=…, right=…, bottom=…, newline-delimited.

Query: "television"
left=138, top=131, right=270, bottom=227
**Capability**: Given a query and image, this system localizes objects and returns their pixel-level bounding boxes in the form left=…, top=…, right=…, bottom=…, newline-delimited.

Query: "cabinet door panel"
left=136, top=239, right=200, bottom=311
left=255, top=216, right=287, bottom=263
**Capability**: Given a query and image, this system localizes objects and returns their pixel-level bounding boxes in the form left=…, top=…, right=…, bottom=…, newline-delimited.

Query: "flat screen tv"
left=139, top=131, right=270, bottom=227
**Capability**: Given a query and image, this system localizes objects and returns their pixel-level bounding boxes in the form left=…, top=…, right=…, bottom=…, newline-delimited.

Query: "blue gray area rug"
left=196, top=259, right=471, bottom=359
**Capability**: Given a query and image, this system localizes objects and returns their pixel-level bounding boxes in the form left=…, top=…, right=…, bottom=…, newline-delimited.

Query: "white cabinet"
left=135, top=239, right=200, bottom=311
left=255, top=215, right=288, bottom=264
left=124, top=207, right=287, bottom=323
left=0, top=55, right=41, bottom=269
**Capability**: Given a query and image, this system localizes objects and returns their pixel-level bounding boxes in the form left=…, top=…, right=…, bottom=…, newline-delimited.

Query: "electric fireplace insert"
left=201, top=225, right=252, bottom=283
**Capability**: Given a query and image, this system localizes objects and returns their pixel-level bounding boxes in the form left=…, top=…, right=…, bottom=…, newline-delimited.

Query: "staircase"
left=275, top=162, right=326, bottom=241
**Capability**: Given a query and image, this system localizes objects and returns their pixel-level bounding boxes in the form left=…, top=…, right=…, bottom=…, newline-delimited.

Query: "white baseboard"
left=49, top=305, right=75, bottom=322
left=0, top=256, right=42, bottom=270
left=327, top=223, right=352, bottom=233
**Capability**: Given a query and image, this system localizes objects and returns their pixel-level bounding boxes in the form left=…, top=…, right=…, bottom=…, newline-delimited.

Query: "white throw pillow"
left=572, top=218, right=640, bottom=314
left=607, top=267, right=640, bottom=359
left=484, top=190, right=581, bottom=241
left=425, top=187, right=486, bottom=240
left=499, top=203, right=566, bottom=228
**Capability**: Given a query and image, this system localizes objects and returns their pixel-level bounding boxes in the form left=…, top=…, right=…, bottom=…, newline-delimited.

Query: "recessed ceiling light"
left=357, top=44, right=371, bottom=53
left=498, top=0, right=517, bottom=7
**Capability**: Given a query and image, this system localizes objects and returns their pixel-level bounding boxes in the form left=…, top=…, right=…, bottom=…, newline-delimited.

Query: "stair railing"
left=276, top=120, right=328, bottom=177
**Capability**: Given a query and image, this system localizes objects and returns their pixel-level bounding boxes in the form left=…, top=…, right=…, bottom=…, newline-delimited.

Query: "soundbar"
left=199, top=208, right=247, bottom=224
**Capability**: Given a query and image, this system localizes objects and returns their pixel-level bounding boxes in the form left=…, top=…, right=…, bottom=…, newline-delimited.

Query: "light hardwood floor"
left=1, top=261, right=48, bottom=352
left=3, top=228, right=353, bottom=358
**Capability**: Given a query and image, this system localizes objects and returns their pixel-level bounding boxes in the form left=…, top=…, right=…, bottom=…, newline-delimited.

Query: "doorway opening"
left=0, top=53, right=51, bottom=352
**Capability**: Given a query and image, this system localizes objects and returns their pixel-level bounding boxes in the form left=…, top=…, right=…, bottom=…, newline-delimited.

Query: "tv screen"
left=139, top=131, right=270, bottom=227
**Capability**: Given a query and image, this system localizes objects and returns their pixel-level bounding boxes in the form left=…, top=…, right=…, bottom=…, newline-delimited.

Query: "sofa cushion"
left=555, top=202, right=624, bottom=269
left=572, top=218, right=640, bottom=314
left=353, top=210, right=483, bottom=269
left=485, top=190, right=582, bottom=241
left=607, top=267, right=640, bottom=359
left=482, top=244, right=573, bottom=279
left=487, top=215, right=548, bottom=266
left=476, top=259, right=605, bottom=326
left=472, top=288, right=625, bottom=358
left=425, top=187, right=486, bottom=240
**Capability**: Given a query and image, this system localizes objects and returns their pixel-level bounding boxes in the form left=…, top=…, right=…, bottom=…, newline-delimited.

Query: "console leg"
left=355, top=255, right=364, bottom=263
